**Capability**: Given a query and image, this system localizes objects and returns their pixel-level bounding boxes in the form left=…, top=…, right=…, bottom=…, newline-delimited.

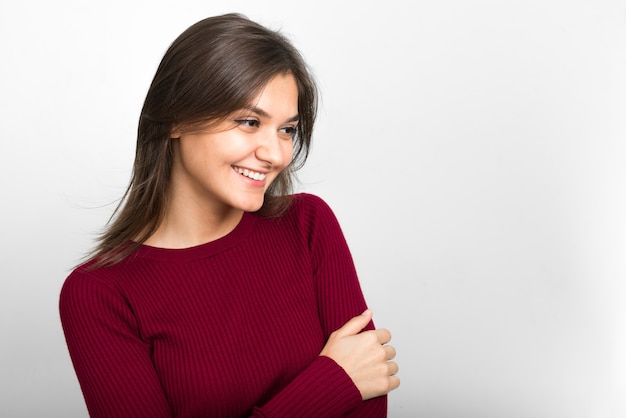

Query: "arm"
left=60, top=196, right=397, bottom=417
left=59, top=271, right=172, bottom=418
left=250, top=195, right=398, bottom=417
left=302, top=194, right=399, bottom=415
left=61, top=271, right=362, bottom=418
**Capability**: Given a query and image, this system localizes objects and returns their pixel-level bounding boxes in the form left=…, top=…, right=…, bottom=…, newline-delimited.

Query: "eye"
left=279, top=125, right=298, bottom=138
left=234, top=119, right=260, bottom=130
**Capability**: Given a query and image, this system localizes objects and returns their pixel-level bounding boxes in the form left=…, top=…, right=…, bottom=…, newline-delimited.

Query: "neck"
left=143, top=194, right=244, bottom=249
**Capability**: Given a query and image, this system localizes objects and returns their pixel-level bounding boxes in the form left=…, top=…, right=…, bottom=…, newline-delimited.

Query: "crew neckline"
left=134, top=211, right=257, bottom=262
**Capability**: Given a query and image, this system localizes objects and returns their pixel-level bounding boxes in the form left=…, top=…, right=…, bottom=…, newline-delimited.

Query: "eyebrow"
left=242, top=105, right=299, bottom=123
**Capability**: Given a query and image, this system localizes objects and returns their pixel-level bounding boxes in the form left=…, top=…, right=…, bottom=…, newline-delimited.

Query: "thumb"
left=334, top=309, right=373, bottom=337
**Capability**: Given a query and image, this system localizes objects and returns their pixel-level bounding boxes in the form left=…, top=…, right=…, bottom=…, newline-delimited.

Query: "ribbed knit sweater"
left=60, top=193, right=386, bottom=417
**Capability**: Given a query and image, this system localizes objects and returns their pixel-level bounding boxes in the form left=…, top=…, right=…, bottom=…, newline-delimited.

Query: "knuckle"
left=376, top=346, right=387, bottom=360
left=363, top=331, right=378, bottom=344
left=380, top=328, right=391, bottom=340
left=376, top=377, right=392, bottom=393
left=376, top=362, right=388, bottom=375
left=389, top=361, right=399, bottom=375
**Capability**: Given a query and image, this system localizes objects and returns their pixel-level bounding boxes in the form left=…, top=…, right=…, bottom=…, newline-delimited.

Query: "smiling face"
left=168, top=73, right=299, bottom=218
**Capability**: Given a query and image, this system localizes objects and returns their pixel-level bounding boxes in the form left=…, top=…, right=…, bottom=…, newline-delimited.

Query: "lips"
left=233, top=166, right=267, bottom=181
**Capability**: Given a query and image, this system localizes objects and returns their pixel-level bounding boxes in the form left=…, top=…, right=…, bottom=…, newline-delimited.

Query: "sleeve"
left=59, top=270, right=173, bottom=418
left=61, top=267, right=367, bottom=418
left=60, top=195, right=386, bottom=418
left=255, top=194, right=387, bottom=417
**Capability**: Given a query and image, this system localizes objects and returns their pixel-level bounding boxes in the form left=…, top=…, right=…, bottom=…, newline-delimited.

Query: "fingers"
left=387, top=361, right=399, bottom=376
left=321, top=310, right=400, bottom=400
left=374, top=328, right=392, bottom=345
left=383, top=344, right=396, bottom=361
left=389, top=375, right=401, bottom=392
left=333, top=309, right=373, bottom=337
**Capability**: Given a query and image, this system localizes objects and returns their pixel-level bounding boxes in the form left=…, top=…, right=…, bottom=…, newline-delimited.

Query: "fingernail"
left=362, top=309, right=372, bottom=316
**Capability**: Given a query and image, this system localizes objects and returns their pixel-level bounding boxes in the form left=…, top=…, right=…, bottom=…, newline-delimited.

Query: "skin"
left=321, top=310, right=400, bottom=400
left=145, top=73, right=298, bottom=249
left=145, top=72, right=399, bottom=400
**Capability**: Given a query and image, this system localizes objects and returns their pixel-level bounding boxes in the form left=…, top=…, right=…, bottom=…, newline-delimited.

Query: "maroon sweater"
left=60, top=193, right=386, bottom=417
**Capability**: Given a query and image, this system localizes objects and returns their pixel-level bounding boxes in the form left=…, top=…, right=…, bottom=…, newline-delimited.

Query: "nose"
left=255, top=130, right=291, bottom=168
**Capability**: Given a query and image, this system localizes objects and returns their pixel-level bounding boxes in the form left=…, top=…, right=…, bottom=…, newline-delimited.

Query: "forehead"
left=245, top=73, right=299, bottom=115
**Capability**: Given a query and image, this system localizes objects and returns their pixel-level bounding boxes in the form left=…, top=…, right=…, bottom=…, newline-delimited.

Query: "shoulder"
left=281, top=193, right=341, bottom=231
left=254, top=193, right=343, bottom=242
left=59, top=260, right=130, bottom=309
left=288, top=193, right=337, bottom=220
left=61, top=262, right=104, bottom=293
left=277, top=193, right=345, bottom=241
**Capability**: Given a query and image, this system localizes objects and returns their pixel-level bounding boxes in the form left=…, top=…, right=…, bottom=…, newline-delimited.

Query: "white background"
left=1, top=1, right=625, bottom=417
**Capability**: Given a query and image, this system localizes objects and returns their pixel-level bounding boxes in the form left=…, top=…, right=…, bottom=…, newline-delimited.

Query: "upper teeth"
left=234, top=166, right=266, bottom=181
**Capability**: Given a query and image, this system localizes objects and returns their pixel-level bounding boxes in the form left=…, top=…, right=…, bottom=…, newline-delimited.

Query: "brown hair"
left=87, top=13, right=317, bottom=268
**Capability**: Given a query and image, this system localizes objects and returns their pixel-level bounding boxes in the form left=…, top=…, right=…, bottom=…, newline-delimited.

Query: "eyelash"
left=234, top=119, right=298, bottom=137
left=235, top=119, right=260, bottom=128
left=280, top=126, right=298, bottom=136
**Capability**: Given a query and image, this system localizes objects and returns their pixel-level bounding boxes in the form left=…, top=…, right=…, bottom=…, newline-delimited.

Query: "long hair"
left=87, top=13, right=318, bottom=268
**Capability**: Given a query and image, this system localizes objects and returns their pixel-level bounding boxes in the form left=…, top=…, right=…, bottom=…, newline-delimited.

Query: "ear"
left=170, top=126, right=181, bottom=140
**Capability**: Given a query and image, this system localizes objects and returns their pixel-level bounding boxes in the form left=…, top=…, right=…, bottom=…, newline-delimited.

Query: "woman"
left=60, top=13, right=399, bottom=417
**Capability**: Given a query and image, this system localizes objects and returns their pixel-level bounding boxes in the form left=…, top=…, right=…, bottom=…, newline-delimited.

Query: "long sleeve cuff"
left=253, top=356, right=362, bottom=417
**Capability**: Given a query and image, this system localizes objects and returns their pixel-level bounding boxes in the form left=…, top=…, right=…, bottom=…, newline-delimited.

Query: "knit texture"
left=60, top=193, right=387, bottom=417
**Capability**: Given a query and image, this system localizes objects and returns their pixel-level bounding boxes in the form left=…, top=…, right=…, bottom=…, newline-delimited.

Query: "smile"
left=233, top=166, right=267, bottom=181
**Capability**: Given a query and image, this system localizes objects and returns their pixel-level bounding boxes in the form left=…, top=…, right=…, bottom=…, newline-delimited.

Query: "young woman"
left=60, top=13, right=399, bottom=417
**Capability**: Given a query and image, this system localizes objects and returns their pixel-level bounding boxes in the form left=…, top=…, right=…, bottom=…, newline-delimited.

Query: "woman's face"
left=169, top=73, right=299, bottom=216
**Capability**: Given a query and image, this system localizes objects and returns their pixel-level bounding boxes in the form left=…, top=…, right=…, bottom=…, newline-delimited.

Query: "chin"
left=235, top=197, right=265, bottom=213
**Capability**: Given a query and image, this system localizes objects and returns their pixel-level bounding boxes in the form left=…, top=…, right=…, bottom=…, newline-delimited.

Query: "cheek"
left=179, top=143, right=212, bottom=172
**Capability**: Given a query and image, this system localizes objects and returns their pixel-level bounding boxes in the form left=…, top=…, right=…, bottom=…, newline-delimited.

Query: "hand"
left=319, top=309, right=400, bottom=400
